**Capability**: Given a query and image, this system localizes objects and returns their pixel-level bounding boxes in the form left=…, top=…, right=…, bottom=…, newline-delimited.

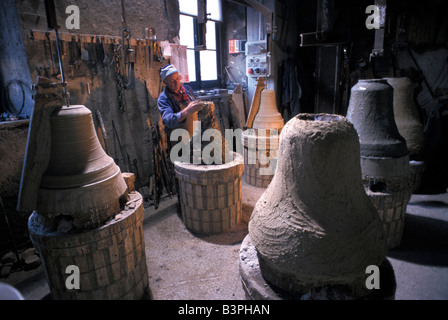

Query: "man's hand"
left=186, top=101, right=204, bottom=113
left=178, top=101, right=204, bottom=123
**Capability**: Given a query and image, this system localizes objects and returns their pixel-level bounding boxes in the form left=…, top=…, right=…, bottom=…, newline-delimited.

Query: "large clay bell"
left=384, top=77, right=425, bottom=156
left=347, top=79, right=412, bottom=249
left=36, top=105, right=128, bottom=230
left=249, top=114, right=387, bottom=296
left=346, top=79, right=408, bottom=158
left=385, top=77, right=426, bottom=192
left=252, top=89, right=284, bottom=132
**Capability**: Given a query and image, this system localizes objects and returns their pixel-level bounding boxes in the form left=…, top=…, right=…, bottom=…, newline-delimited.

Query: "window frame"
left=179, top=13, right=222, bottom=90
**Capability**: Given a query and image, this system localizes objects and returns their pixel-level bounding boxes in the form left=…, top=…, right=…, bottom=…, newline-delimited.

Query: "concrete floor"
left=2, top=181, right=448, bottom=300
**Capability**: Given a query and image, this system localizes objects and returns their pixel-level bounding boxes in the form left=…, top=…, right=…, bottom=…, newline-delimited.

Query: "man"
left=157, top=64, right=203, bottom=138
left=157, top=64, right=202, bottom=210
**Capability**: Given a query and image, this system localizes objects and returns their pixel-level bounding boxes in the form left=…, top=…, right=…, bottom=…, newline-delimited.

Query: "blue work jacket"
left=157, top=85, right=196, bottom=130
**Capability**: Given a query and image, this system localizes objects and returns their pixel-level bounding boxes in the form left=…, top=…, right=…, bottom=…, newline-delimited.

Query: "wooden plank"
left=230, top=84, right=246, bottom=129
left=245, top=78, right=265, bottom=128
left=16, top=77, right=63, bottom=212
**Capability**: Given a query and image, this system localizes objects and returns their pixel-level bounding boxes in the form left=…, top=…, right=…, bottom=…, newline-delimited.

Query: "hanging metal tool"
left=44, top=0, right=70, bottom=107
left=119, top=0, right=135, bottom=89
left=102, top=36, right=111, bottom=66
left=45, top=31, right=57, bottom=77
left=113, top=43, right=126, bottom=113
left=145, top=28, right=151, bottom=72
left=126, top=48, right=135, bottom=89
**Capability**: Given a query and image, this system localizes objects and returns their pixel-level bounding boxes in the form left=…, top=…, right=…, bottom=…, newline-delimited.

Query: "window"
left=178, top=0, right=222, bottom=89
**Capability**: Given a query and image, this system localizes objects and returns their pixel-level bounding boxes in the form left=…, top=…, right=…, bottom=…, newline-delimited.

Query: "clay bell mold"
left=36, top=105, right=128, bottom=230
left=248, top=113, right=388, bottom=297
left=384, top=77, right=425, bottom=156
left=174, top=151, right=244, bottom=235
left=252, top=89, right=285, bottom=131
left=346, top=79, right=408, bottom=159
left=385, top=77, right=426, bottom=192
left=241, top=128, right=280, bottom=188
left=243, top=88, right=284, bottom=188
left=346, top=79, right=412, bottom=249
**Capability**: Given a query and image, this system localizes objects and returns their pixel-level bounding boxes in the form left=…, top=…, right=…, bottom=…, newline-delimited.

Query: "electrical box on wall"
left=245, top=40, right=270, bottom=78
left=229, top=39, right=246, bottom=54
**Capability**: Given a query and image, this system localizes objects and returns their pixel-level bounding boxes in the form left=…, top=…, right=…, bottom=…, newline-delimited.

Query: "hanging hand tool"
left=95, top=36, right=104, bottom=69
left=57, top=37, right=67, bottom=80
left=87, top=36, right=99, bottom=86
left=118, top=0, right=134, bottom=90
left=124, top=48, right=135, bottom=89
left=69, top=35, right=80, bottom=78
left=45, top=31, right=57, bottom=77
left=145, top=28, right=153, bottom=72
left=75, top=35, right=82, bottom=75
left=102, top=36, right=110, bottom=66
left=44, top=0, right=69, bottom=107
left=144, top=29, right=150, bottom=72
left=68, top=36, right=74, bottom=77
left=113, top=43, right=126, bottom=113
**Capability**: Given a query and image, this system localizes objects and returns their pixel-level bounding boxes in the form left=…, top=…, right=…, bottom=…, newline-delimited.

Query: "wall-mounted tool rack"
left=29, top=29, right=155, bottom=46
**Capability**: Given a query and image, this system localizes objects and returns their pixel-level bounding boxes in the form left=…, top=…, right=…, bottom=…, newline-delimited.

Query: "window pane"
left=179, top=14, right=195, bottom=48
left=206, top=21, right=216, bottom=50
left=207, top=0, right=222, bottom=21
left=200, top=50, right=217, bottom=81
left=187, top=49, right=196, bottom=82
left=179, top=0, right=197, bottom=16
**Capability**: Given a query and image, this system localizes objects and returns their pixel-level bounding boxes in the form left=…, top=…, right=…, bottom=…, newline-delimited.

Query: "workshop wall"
left=0, top=0, right=34, bottom=118
left=0, top=0, right=181, bottom=257
left=16, top=0, right=179, bottom=42
left=0, top=0, right=251, bottom=258
left=14, top=0, right=181, bottom=189
left=222, top=2, right=247, bottom=88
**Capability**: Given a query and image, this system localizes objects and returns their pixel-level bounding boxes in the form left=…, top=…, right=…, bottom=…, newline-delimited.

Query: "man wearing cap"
left=157, top=64, right=203, bottom=211
left=157, top=64, right=203, bottom=138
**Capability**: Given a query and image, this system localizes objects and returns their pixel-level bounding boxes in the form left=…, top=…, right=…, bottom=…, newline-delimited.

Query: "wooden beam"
left=245, top=77, right=266, bottom=128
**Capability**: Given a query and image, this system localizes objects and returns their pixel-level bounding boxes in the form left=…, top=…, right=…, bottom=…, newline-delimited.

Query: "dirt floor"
left=143, top=196, right=248, bottom=300
left=1, top=182, right=448, bottom=301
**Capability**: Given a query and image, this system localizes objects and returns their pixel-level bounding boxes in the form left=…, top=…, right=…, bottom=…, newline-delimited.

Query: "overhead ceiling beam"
left=226, top=0, right=274, bottom=34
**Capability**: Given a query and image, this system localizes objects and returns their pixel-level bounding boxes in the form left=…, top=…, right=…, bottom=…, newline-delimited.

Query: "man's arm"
left=157, top=89, right=204, bottom=128
left=157, top=93, right=182, bottom=129
left=177, top=101, right=203, bottom=123
left=177, top=85, right=202, bottom=122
